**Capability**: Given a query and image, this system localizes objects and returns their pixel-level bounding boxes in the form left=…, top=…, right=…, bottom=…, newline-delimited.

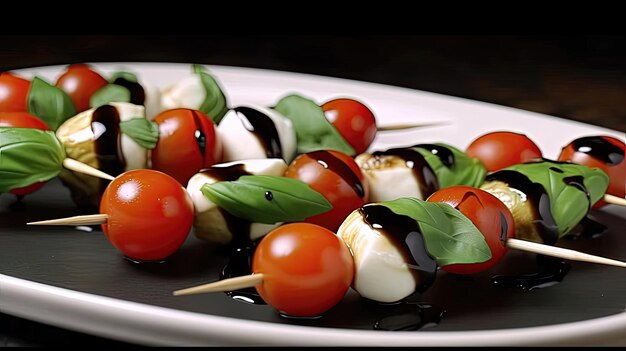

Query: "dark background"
left=1, top=35, right=625, bottom=346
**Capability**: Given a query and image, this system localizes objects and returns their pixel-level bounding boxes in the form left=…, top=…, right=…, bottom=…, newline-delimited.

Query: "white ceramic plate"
left=0, top=63, right=624, bottom=346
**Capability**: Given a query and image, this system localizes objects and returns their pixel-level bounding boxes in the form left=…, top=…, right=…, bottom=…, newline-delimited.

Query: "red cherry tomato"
left=284, top=150, right=369, bottom=232
left=0, top=111, right=50, bottom=130
left=55, top=64, right=108, bottom=112
left=322, top=98, right=377, bottom=154
left=100, top=170, right=194, bottom=261
left=0, top=112, right=50, bottom=196
left=151, top=109, right=222, bottom=186
left=558, top=135, right=625, bottom=199
left=466, top=131, right=543, bottom=172
left=427, top=186, right=515, bottom=274
left=252, top=223, right=354, bottom=317
left=0, top=72, right=31, bottom=112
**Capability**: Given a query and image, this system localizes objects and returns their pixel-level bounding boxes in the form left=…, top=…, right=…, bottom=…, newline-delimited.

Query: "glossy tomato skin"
left=284, top=150, right=369, bottom=232
left=0, top=72, right=31, bottom=112
left=55, top=64, right=108, bottom=112
left=0, top=111, right=50, bottom=130
left=0, top=112, right=50, bottom=195
left=252, top=223, right=354, bottom=317
left=466, top=131, right=543, bottom=172
left=100, top=170, right=194, bottom=261
left=558, top=135, right=625, bottom=199
left=151, top=109, right=222, bottom=186
left=427, top=186, right=515, bottom=274
left=322, top=98, right=377, bottom=154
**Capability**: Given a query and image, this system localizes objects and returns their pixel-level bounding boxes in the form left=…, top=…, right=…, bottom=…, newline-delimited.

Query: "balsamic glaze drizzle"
left=307, top=150, right=365, bottom=198
left=91, top=105, right=126, bottom=192
left=571, top=136, right=624, bottom=166
left=359, top=204, right=438, bottom=295
left=372, top=147, right=439, bottom=199
left=413, top=144, right=455, bottom=168
left=112, top=77, right=145, bottom=105
left=234, top=107, right=283, bottom=159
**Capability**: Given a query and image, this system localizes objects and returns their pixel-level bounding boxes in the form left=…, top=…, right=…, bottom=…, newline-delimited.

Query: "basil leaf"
left=193, top=64, right=228, bottom=124
left=200, top=175, right=332, bottom=224
left=381, top=198, right=492, bottom=266
left=505, top=160, right=609, bottom=236
left=0, top=127, right=66, bottom=193
left=273, top=94, right=356, bottom=156
left=90, top=84, right=131, bottom=108
left=27, top=77, right=77, bottom=131
left=119, top=118, right=159, bottom=149
left=415, top=143, right=487, bottom=188
left=109, top=71, right=138, bottom=83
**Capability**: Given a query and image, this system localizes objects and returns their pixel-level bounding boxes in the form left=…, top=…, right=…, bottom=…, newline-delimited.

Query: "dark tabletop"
left=0, top=35, right=625, bottom=346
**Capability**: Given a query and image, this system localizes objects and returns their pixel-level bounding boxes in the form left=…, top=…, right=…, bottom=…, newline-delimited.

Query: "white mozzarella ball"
left=355, top=153, right=424, bottom=202
left=218, top=105, right=297, bottom=163
left=338, top=209, right=418, bottom=303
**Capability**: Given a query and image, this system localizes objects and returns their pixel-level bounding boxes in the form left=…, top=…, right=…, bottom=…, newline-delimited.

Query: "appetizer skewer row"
left=172, top=186, right=625, bottom=317
left=26, top=152, right=625, bottom=316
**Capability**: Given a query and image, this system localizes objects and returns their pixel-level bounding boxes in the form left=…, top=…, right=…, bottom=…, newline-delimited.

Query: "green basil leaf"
left=109, top=71, right=138, bottom=83
left=193, top=64, right=228, bottom=124
left=200, top=175, right=332, bottom=224
left=273, top=94, right=356, bottom=156
left=90, top=84, right=131, bottom=108
left=0, top=127, right=66, bottom=193
left=505, top=160, right=609, bottom=236
left=414, top=143, right=487, bottom=189
left=381, top=198, right=492, bottom=266
left=119, top=117, right=159, bottom=149
left=27, top=77, right=77, bottom=131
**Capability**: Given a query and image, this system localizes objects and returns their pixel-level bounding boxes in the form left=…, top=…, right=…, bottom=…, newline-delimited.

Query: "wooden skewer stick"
left=173, top=274, right=264, bottom=296
left=377, top=121, right=450, bottom=132
left=506, top=238, right=626, bottom=268
left=62, top=158, right=115, bottom=181
left=173, top=239, right=626, bottom=297
left=27, top=214, right=108, bottom=226
left=603, top=194, right=626, bottom=207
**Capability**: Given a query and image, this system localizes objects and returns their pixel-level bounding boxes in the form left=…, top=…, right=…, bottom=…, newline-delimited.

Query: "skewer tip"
left=27, top=214, right=108, bottom=226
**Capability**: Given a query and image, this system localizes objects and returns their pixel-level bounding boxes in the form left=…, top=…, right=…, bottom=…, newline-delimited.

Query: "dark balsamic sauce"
left=307, top=150, right=365, bottom=198
left=234, top=107, right=283, bottom=159
left=201, top=164, right=266, bottom=304
left=485, top=170, right=559, bottom=245
left=413, top=144, right=455, bottom=168
left=359, top=204, right=438, bottom=295
left=190, top=110, right=207, bottom=158
left=372, top=147, right=439, bottom=199
left=564, top=214, right=608, bottom=240
left=112, top=77, right=145, bottom=105
left=357, top=204, right=442, bottom=330
left=491, top=255, right=570, bottom=290
left=363, top=299, right=445, bottom=331
left=571, top=136, right=625, bottom=166
left=91, top=105, right=126, bottom=192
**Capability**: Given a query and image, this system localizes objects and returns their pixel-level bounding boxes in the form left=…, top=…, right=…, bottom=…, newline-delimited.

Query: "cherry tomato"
left=0, top=111, right=49, bottom=130
left=0, top=72, right=31, bottom=112
left=0, top=112, right=50, bottom=196
left=151, top=109, right=222, bottom=186
left=252, top=223, right=354, bottom=317
left=558, top=135, right=625, bottom=199
left=284, top=150, right=369, bottom=232
left=322, top=98, right=377, bottom=154
left=55, top=64, right=108, bottom=112
left=427, top=186, right=515, bottom=274
left=100, top=169, right=194, bottom=261
left=466, top=131, right=542, bottom=172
